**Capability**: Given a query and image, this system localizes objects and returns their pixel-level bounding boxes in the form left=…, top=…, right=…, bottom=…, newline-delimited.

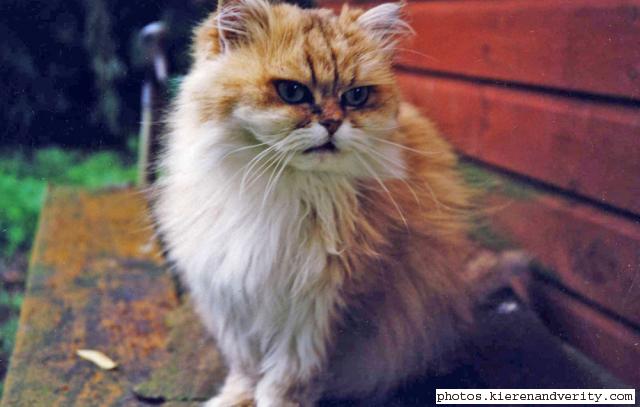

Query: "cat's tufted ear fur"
left=356, top=2, right=412, bottom=52
left=216, top=0, right=271, bottom=51
left=193, top=0, right=271, bottom=62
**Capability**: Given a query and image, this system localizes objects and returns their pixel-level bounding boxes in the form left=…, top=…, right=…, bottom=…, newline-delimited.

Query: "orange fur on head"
left=187, top=0, right=409, bottom=176
left=156, top=1, right=475, bottom=406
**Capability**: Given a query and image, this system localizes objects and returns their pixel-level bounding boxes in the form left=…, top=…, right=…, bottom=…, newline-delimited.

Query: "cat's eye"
left=342, top=87, right=370, bottom=108
left=275, top=80, right=313, bottom=104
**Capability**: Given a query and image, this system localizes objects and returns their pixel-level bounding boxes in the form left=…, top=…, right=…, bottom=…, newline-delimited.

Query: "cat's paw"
left=203, top=393, right=255, bottom=407
left=254, top=380, right=316, bottom=407
left=255, top=398, right=300, bottom=407
left=205, top=369, right=256, bottom=407
left=254, top=388, right=311, bottom=407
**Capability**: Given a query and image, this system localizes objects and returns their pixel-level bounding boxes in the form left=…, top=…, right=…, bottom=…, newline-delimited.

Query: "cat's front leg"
left=254, top=356, right=324, bottom=407
left=253, top=286, right=339, bottom=407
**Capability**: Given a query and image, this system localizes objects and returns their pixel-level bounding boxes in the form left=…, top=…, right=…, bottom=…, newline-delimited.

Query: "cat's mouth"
left=303, top=141, right=338, bottom=154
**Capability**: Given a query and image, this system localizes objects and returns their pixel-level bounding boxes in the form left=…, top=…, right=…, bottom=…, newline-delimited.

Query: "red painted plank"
left=490, top=192, right=640, bottom=329
left=529, top=279, right=640, bottom=386
left=323, top=0, right=640, bottom=100
left=396, top=71, right=640, bottom=214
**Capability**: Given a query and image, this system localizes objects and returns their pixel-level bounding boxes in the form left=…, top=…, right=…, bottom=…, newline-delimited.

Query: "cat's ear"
left=216, top=0, right=271, bottom=52
left=193, top=0, right=270, bottom=62
left=356, top=2, right=412, bottom=52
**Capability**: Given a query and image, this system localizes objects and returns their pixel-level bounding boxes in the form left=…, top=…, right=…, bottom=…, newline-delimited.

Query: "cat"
left=154, top=0, right=476, bottom=405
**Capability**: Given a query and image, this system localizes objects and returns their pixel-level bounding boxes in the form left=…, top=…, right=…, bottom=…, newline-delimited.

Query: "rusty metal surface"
left=0, top=187, right=188, bottom=406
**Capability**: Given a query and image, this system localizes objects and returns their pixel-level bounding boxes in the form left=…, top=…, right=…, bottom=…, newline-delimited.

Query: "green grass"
left=0, top=147, right=136, bottom=395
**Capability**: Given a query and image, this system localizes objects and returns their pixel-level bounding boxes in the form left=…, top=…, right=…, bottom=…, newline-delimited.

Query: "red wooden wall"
left=323, top=0, right=640, bottom=386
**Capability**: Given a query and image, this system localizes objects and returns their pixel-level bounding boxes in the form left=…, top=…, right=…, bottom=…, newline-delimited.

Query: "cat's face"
left=186, top=0, right=410, bottom=177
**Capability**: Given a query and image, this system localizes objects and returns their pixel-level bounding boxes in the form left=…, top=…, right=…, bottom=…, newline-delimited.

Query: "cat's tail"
left=465, top=249, right=534, bottom=304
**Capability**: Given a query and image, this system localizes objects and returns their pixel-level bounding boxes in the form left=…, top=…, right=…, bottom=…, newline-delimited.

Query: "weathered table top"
left=1, top=187, right=628, bottom=406
left=1, top=187, right=224, bottom=406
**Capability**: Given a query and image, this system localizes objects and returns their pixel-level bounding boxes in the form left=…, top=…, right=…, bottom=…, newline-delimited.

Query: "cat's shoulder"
left=397, top=101, right=454, bottom=157
left=397, top=102, right=439, bottom=137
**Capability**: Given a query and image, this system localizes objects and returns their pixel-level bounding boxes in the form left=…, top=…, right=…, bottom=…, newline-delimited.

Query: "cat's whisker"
left=259, top=150, right=287, bottom=196
left=262, top=151, right=292, bottom=209
left=354, top=153, right=408, bottom=229
left=265, top=140, right=314, bottom=199
left=351, top=139, right=404, bottom=170
left=354, top=140, right=459, bottom=212
left=365, top=123, right=402, bottom=131
left=239, top=144, right=279, bottom=193
left=419, top=178, right=459, bottom=213
left=243, top=138, right=298, bottom=191
left=351, top=140, right=397, bottom=171
left=260, top=153, right=284, bottom=207
left=357, top=140, right=455, bottom=212
left=242, top=150, right=281, bottom=191
left=246, top=149, right=278, bottom=187
left=220, top=142, right=269, bottom=161
left=396, top=47, right=441, bottom=63
left=368, top=136, right=442, bottom=157
left=353, top=141, right=421, bottom=206
left=251, top=138, right=309, bottom=208
left=244, top=125, right=294, bottom=140
left=238, top=148, right=273, bottom=187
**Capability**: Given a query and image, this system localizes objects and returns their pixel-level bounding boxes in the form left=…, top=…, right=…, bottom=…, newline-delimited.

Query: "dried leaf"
left=76, top=349, right=118, bottom=370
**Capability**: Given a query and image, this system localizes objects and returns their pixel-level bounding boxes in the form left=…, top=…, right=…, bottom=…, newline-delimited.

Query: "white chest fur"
left=156, top=124, right=355, bottom=380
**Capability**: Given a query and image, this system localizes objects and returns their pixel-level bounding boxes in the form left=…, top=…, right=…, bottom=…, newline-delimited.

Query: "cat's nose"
left=320, top=119, right=342, bottom=136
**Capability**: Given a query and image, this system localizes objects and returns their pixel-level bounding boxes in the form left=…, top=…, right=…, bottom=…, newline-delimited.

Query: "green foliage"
left=64, top=152, right=137, bottom=189
left=458, top=161, right=535, bottom=199
left=0, top=148, right=136, bottom=258
left=0, top=291, right=23, bottom=356
left=0, top=175, right=46, bottom=257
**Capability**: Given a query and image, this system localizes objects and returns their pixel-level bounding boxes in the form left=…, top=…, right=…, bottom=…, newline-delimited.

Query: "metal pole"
left=138, top=22, right=168, bottom=187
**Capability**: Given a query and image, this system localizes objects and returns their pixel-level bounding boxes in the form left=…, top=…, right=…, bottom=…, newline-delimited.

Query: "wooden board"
left=528, top=277, right=640, bottom=386
left=397, top=71, right=640, bottom=215
left=323, top=0, right=640, bottom=100
left=132, top=301, right=226, bottom=403
left=0, top=188, right=223, bottom=406
left=488, top=190, right=640, bottom=329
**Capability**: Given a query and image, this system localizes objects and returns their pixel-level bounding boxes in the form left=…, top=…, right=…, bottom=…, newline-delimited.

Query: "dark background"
left=1, top=0, right=211, bottom=149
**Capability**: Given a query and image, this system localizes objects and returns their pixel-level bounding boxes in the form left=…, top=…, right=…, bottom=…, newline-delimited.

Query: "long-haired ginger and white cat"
left=156, top=1, right=475, bottom=405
